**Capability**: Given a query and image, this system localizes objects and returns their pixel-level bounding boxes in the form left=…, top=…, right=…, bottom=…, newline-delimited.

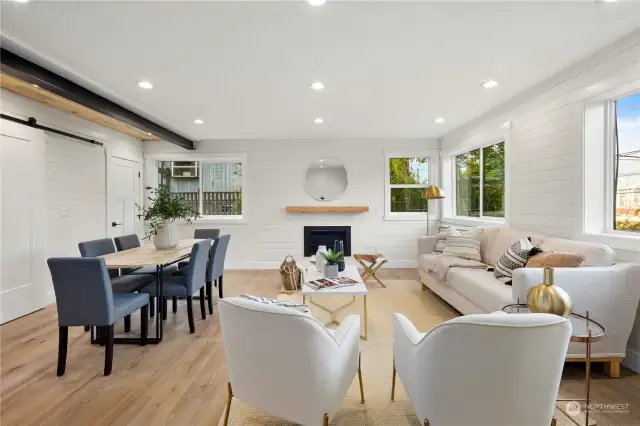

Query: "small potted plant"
left=137, top=185, right=201, bottom=249
left=320, top=249, right=344, bottom=278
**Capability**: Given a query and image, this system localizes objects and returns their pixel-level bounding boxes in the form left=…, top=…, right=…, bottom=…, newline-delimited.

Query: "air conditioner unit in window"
left=171, top=161, right=199, bottom=178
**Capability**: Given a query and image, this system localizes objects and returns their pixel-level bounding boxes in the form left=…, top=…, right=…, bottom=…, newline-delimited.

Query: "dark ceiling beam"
left=0, top=48, right=194, bottom=150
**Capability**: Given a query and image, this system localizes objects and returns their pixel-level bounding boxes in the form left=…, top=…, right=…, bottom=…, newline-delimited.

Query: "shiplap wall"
left=145, top=138, right=439, bottom=269
left=1, top=89, right=145, bottom=303
left=441, top=30, right=640, bottom=371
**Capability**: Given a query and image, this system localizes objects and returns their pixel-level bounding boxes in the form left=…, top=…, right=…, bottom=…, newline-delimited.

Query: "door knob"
left=111, top=221, right=122, bottom=227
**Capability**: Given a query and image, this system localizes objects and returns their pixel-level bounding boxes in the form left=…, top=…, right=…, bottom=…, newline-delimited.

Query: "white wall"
left=440, top=30, right=640, bottom=371
left=145, top=138, right=439, bottom=269
left=1, top=89, right=145, bottom=303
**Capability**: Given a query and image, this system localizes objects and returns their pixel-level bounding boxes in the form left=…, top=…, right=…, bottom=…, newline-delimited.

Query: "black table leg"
left=157, top=264, right=164, bottom=341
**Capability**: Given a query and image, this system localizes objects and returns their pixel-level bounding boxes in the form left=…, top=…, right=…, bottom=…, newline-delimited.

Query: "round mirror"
left=305, top=158, right=348, bottom=201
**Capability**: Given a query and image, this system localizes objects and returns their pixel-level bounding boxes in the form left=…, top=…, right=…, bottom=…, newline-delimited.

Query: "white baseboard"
left=622, top=347, right=640, bottom=373
left=226, top=259, right=417, bottom=270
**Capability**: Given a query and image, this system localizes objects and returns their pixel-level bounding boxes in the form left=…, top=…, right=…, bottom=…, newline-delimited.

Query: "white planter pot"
left=324, top=263, right=339, bottom=278
left=152, top=222, right=179, bottom=249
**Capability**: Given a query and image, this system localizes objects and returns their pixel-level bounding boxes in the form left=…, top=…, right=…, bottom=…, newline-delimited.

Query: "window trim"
left=452, top=141, right=505, bottom=221
left=384, top=150, right=439, bottom=221
left=146, top=152, right=248, bottom=223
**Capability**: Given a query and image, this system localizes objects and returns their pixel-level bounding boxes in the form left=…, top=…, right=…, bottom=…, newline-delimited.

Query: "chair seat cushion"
left=112, top=293, right=149, bottom=323
left=111, top=273, right=155, bottom=293
left=138, top=276, right=193, bottom=297
left=448, top=268, right=513, bottom=313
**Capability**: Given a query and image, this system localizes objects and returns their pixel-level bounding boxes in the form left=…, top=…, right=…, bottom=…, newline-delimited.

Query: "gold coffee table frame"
left=503, top=304, right=605, bottom=426
left=303, top=294, right=368, bottom=340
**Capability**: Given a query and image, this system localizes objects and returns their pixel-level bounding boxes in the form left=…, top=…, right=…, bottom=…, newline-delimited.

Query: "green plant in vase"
left=136, top=185, right=201, bottom=249
left=320, top=249, right=344, bottom=278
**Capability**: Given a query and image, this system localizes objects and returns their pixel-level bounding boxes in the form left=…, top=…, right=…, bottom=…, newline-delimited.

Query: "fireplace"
left=304, top=226, right=351, bottom=257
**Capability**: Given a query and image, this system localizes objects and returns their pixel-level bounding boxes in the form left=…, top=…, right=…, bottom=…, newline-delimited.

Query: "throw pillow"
left=526, top=251, right=585, bottom=268
left=442, top=228, right=483, bottom=262
left=435, top=224, right=459, bottom=254
left=494, top=238, right=534, bottom=285
left=238, top=294, right=310, bottom=314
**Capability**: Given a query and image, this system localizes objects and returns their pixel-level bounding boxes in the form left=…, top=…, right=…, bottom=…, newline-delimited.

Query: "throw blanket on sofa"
left=422, top=254, right=487, bottom=281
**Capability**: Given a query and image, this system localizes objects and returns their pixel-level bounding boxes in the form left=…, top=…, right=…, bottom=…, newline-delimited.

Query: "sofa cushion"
left=480, top=227, right=502, bottom=265
left=494, top=238, right=534, bottom=284
left=538, top=238, right=615, bottom=267
left=442, top=228, right=483, bottom=261
left=487, top=228, right=545, bottom=267
left=526, top=251, right=585, bottom=268
left=435, top=224, right=459, bottom=254
left=448, top=268, right=513, bottom=313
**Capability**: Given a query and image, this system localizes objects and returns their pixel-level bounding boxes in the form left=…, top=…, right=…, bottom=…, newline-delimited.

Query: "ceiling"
left=2, top=1, right=640, bottom=142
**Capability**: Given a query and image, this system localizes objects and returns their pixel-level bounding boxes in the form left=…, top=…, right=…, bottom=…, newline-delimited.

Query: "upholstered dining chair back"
left=207, top=234, right=230, bottom=282
left=114, top=234, right=141, bottom=251
left=219, top=297, right=359, bottom=426
left=185, top=239, right=212, bottom=294
left=78, top=238, right=119, bottom=278
left=194, top=228, right=220, bottom=240
left=47, top=257, right=115, bottom=326
left=393, top=312, right=572, bottom=426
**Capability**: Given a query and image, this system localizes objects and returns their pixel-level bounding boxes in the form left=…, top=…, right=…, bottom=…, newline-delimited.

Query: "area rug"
left=219, top=280, right=593, bottom=425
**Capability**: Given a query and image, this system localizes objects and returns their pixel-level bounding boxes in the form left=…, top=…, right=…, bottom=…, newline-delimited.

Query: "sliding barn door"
left=0, top=119, right=46, bottom=324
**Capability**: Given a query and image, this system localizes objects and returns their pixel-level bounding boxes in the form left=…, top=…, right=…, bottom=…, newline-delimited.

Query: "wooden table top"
left=100, top=239, right=203, bottom=268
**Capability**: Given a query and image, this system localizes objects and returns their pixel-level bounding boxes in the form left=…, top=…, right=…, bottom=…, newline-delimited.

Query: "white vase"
left=152, top=221, right=179, bottom=249
left=316, top=245, right=328, bottom=272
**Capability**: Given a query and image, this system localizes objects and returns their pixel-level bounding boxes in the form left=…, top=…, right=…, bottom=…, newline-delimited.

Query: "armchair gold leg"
left=391, top=359, right=396, bottom=401
left=323, top=413, right=329, bottom=426
left=424, top=419, right=430, bottom=426
left=551, top=417, right=557, bottom=426
left=358, top=354, right=365, bottom=404
left=223, top=382, right=233, bottom=426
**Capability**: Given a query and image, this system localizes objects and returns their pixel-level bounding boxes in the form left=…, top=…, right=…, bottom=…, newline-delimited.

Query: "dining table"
left=99, top=238, right=203, bottom=345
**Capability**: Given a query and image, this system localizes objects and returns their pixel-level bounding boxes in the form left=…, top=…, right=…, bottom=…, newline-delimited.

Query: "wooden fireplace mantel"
left=285, top=206, right=369, bottom=213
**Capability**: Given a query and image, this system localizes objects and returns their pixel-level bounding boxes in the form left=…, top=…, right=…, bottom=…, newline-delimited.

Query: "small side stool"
left=353, top=254, right=388, bottom=288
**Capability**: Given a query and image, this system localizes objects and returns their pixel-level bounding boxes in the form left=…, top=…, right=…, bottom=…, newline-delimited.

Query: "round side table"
left=502, top=304, right=605, bottom=426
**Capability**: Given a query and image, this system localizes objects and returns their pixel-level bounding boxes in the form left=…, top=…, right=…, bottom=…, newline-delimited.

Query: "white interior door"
left=0, top=119, right=46, bottom=324
left=108, top=157, right=141, bottom=239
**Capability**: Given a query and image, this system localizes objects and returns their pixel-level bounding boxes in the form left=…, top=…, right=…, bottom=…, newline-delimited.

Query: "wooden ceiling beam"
left=0, top=48, right=194, bottom=150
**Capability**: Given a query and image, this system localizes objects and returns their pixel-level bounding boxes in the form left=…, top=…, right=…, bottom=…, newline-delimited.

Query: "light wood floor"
left=1, top=269, right=639, bottom=426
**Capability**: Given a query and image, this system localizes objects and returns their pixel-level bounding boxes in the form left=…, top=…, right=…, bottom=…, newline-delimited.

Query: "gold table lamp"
left=421, top=185, right=445, bottom=236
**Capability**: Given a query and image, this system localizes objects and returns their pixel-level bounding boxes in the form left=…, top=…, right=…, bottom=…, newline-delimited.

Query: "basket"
left=279, top=255, right=301, bottom=294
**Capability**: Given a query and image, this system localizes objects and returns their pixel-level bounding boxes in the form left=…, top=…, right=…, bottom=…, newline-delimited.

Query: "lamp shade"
left=421, top=185, right=445, bottom=200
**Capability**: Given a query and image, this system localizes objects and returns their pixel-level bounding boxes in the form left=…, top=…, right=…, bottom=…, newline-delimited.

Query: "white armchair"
left=392, top=312, right=572, bottom=426
left=218, top=297, right=363, bottom=426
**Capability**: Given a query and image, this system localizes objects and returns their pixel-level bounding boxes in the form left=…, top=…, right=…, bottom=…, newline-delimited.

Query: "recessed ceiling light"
left=311, top=81, right=325, bottom=91
left=307, top=0, right=326, bottom=5
left=482, top=80, right=499, bottom=89
left=137, top=81, right=154, bottom=89
left=434, top=117, right=445, bottom=123
left=193, top=119, right=204, bottom=124
left=314, top=118, right=324, bottom=124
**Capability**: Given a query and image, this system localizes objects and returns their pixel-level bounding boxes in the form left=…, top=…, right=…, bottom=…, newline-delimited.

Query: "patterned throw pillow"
left=526, top=251, right=585, bottom=268
left=435, top=224, right=459, bottom=254
left=442, top=228, right=483, bottom=261
left=494, top=238, right=534, bottom=284
left=238, top=294, right=310, bottom=314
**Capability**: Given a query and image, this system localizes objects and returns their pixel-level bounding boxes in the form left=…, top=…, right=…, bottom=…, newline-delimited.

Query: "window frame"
left=605, top=90, right=640, bottom=238
left=146, top=153, right=248, bottom=224
left=452, top=140, right=506, bottom=221
left=384, top=150, right=439, bottom=221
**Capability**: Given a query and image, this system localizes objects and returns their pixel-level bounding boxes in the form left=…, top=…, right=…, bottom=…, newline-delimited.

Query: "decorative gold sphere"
left=526, top=267, right=573, bottom=317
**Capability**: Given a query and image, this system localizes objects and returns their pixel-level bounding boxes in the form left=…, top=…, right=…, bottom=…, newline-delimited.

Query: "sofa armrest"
left=512, top=264, right=640, bottom=357
left=418, top=236, right=438, bottom=257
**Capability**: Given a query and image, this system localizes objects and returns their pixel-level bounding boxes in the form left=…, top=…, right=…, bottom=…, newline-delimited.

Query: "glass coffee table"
left=502, top=304, right=605, bottom=426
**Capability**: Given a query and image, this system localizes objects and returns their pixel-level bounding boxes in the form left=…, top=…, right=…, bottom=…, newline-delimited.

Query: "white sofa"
left=418, top=226, right=640, bottom=377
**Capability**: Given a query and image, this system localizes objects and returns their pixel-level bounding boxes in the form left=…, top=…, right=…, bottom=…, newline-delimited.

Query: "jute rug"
left=219, top=280, right=592, bottom=425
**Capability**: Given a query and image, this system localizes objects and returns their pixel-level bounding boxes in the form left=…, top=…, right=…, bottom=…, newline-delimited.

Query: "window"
left=613, top=92, right=640, bottom=233
left=384, top=151, right=438, bottom=220
left=157, top=159, right=244, bottom=219
left=455, top=141, right=505, bottom=218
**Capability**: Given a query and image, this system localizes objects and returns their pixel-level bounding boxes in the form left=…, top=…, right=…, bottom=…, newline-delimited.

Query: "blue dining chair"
left=139, top=239, right=211, bottom=333
left=78, top=238, right=154, bottom=331
left=177, top=228, right=221, bottom=270
left=114, top=234, right=179, bottom=317
left=47, top=257, right=149, bottom=376
left=205, top=234, right=231, bottom=314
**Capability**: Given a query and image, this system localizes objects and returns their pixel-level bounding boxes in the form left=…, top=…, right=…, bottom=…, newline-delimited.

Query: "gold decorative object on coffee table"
left=353, top=253, right=388, bottom=288
left=526, top=267, right=573, bottom=317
